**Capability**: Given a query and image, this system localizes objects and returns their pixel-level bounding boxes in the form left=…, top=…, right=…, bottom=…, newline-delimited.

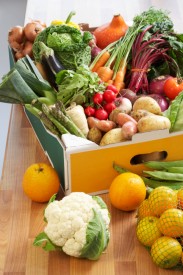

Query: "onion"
left=8, top=26, right=24, bottom=44
left=149, top=75, right=171, bottom=95
left=149, top=94, right=170, bottom=111
left=24, top=21, right=45, bottom=42
left=114, top=96, right=132, bottom=114
left=91, top=45, right=102, bottom=59
left=22, top=41, right=33, bottom=57
left=119, top=89, right=137, bottom=104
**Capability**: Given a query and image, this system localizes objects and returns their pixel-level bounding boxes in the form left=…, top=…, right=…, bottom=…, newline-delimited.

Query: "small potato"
left=133, top=96, right=162, bottom=115
left=100, top=128, right=124, bottom=146
left=130, top=109, right=154, bottom=122
left=87, top=127, right=103, bottom=144
left=137, top=115, right=171, bottom=133
left=87, top=117, right=116, bottom=132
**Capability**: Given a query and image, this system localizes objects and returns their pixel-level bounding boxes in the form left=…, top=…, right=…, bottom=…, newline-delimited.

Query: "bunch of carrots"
left=89, top=23, right=141, bottom=92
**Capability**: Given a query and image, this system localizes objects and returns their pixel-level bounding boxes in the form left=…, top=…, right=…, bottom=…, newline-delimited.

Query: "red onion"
left=149, top=75, right=171, bottom=95
left=119, top=89, right=137, bottom=104
left=91, top=45, right=102, bottom=60
left=149, top=94, right=170, bottom=112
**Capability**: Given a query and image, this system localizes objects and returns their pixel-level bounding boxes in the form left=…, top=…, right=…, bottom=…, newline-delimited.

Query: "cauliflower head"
left=34, top=192, right=110, bottom=260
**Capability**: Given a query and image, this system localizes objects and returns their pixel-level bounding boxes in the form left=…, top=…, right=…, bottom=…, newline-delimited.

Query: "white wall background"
left=0, top=0, right=27, bottom=177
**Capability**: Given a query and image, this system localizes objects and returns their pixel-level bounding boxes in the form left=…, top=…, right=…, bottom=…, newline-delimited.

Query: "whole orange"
left=22, top=163, right=60, bottom=202
left=109, top=172, right=146, bottom=211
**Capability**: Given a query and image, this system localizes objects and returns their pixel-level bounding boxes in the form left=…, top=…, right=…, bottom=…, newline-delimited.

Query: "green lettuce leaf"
left=164, top=91, right=183, bottom=132
left=79, top=209, right=110, bottom=260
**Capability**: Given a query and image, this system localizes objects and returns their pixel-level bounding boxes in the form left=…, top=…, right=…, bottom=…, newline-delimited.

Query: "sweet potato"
left=116, top=112, right=137, bottom=126
left=137, top=115, right=171, bottom=133
left=121, top=121, right=138, bottom=140
left=132, top=96, right=162, bottom=115
left=100, top=128, right=124, bottom=146
left=87, top=117, right=116, bottom=132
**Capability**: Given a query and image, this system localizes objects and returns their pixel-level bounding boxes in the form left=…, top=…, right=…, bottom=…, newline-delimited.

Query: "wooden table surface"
left=1, top=105, right=183, bottom=275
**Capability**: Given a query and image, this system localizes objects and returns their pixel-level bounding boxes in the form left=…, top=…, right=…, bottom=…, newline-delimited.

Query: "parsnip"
left=66, top=103, right=89, bottom=136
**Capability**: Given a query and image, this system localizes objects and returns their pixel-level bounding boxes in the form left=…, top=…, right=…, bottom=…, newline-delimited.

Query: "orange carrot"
left=107, top=79, right=114, bottom=85
left=96, top=66, right=113, bottom=82
left=113, top=65, right=127, bottom=91
left=91, top=51, right=110, bottom=72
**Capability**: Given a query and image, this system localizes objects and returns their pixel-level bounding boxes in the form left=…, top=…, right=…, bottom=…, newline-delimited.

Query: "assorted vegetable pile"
left=2, top=7, right=183, bottom=146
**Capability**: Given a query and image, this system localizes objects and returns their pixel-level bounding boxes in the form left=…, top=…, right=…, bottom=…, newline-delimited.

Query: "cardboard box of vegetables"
left=2, top=8, right=183, bottom=194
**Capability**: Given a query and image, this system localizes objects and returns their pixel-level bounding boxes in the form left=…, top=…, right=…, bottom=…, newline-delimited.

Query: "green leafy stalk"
left=79, top=209, right=109, bottom=260
left=33, top=232, right=59, bottom=251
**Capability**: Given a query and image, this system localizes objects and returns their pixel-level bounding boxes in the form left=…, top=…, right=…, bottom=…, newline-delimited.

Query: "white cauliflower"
left=34, top=192, right=110, bottom=260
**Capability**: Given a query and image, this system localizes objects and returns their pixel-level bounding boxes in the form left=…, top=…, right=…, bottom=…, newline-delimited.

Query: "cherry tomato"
left=84, top=106, right=96, bottom=117
left=106, top=84, right=118, bottom=94
left=92, top=93, right=103, bottom=105
left=103, top=102, right=116, bottom=114
left=95, top=108, right=108, bottom=120
left=163, top=77, right=183, bottom=100
left=103, top=90, right=116, bottom=103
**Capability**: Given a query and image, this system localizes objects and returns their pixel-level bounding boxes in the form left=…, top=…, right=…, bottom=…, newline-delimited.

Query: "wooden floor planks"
left=1, top=105, right=183, bottom=274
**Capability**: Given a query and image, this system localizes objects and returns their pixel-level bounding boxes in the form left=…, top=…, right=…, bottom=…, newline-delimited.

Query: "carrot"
left=113, top=65, right=127, bottom=91
left=91, top=51, right=110, bottom=72
left=96, top=66, right=113, bottom=82
left=107, top=79, right=114, bottom=85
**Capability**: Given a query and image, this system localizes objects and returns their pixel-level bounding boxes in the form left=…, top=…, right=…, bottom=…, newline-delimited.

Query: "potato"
left=87, top=127, right=103, bottom=144
left=130, top=109, right=154, bottom=122
left=133, top=96, right=162, bottom=115
left=100, top=128, right=124, bottom=146
left=137, top=115, right=171, bottom=133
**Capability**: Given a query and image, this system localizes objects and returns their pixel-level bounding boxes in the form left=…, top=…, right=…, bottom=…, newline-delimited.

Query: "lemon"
left=151, top=236, right=182, bottom=269
left=136, top=216, right=162, bottom=247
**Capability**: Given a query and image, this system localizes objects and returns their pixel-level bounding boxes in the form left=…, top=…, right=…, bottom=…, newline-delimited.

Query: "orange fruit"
left=148, top=186, right=177, bottom=217
left=136, top=216, right=162, bottom=247
left=109, top=172, right=146, bottom=211
left=151, top=236, right=182, bottom=269
left=137, top=199, right=153, bottom=220
left=158, top=208, right=183, bottom=238
left=22, top=163, right=60, bottom=202
left=177, top=189, right=183, bottom=210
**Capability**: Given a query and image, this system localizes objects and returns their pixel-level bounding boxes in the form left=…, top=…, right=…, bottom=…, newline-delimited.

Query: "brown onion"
left=22, top=41, right=33, bottom=57
left=8, top=26, right=24, bottom=44
left=24, top=21, right=45, bottom=42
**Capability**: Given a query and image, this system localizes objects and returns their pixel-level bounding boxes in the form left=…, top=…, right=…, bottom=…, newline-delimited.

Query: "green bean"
left=142, top=177, right=183, bottom=190
left=143, top=160, right=183, bottom=170
left=113, top=162, right=128, bottom=174
left=166, top=167, right=183, bottom=174
left=144, top=170, right=183, bottom=181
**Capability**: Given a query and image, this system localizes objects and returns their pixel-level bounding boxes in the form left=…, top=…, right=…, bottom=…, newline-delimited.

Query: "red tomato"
left=103, top=102, right=116, bottom=114
left=92, top=93, right=103, bottom=104
left=95, top=108, right=108, bottom=120
left=163, top=77, right=183, bottom=100
left=103, top=90, right=116, bottom=103
left=106, top=84, right=118, bottom=94
left=84, top=106, right=96, bottom=117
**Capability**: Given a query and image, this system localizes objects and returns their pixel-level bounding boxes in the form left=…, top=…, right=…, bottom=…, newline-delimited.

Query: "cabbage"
left=33, top=25, right=93, bottom=71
